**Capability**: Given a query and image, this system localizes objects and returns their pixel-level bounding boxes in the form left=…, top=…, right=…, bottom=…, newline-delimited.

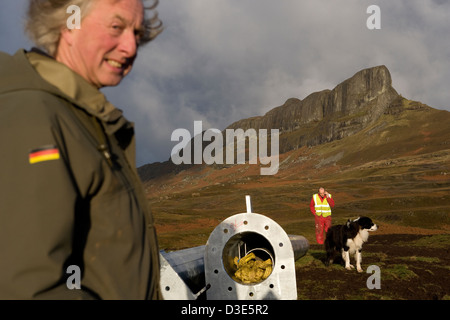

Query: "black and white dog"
left=325, top=217, right=378, bottom=272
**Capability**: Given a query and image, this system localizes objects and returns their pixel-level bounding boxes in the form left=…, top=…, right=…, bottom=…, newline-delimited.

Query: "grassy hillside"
left=142, top=99, right=449, bottom=299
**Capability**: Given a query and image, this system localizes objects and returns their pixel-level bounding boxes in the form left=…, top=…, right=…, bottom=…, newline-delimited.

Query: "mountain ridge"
left=225, top=65, right=399, bottom=153
left=227, top=65, right=395, bottom=131
left=138, top=65, right=446, bottom=182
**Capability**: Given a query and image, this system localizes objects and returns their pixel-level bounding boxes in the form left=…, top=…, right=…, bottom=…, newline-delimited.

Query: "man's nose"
left=118, top=30, right=138, bottom=58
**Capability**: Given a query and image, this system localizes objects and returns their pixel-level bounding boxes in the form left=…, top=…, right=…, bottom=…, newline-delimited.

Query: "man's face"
left=59, top=0, right=144, bottom=88
left=319, top=188, right=325, bottom=196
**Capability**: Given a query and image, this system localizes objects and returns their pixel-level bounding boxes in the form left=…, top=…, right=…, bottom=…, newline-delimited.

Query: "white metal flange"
left=204, top=211, right=297, bottom=300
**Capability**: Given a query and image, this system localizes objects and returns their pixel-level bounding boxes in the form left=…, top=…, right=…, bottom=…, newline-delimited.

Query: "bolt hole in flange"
left=222, top=231, right=275, bottom=285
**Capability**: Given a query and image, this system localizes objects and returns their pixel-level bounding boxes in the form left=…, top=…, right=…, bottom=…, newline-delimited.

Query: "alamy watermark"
left=66, top=5, right=81, bottom=30
left=366, top=265, right=381, bottom=289
left=66, top=265, right=81, bottom=290
left=367, top=5, right=381, bottom=30
left=66, top=4, right=381, bottom=30
left=171, top=121, right=279, bottom=175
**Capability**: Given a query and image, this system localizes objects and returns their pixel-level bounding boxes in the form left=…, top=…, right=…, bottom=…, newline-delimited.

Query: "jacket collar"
left=25, top=49, right=128, bottom=134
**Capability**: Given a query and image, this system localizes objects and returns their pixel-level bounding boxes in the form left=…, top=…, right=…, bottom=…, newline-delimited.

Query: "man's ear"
left=59, top=27, right=75, bottom=47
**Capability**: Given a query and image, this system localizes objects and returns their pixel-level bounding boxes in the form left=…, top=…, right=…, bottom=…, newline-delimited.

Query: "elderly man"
left=310, top=187, right=335, bottom=244
left=0, top=0, right=163, bottom=299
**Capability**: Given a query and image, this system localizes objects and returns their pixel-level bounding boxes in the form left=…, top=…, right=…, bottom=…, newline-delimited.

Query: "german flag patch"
left=29, top=145, right=60, bottom=164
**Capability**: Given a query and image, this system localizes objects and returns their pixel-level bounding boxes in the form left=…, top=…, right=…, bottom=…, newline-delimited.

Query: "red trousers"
left=315, top=215, right=332, bottom=244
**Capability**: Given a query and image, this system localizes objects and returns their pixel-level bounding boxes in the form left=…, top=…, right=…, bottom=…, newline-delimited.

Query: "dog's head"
left=353, top=216, right=378, bottom=232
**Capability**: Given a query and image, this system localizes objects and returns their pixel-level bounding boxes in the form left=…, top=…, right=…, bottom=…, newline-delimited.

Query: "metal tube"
left=160, top=246, right=206, bottom=299
left=289, top=234, right=310, bottom=261
left=160, top=234, right=309, bottom=300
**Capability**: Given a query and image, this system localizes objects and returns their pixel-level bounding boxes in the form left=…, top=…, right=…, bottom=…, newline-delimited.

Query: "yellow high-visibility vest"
left=313, top=193, right=332, bottom=217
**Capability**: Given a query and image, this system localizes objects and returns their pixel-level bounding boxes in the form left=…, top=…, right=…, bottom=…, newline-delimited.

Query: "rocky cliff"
left=139, top=65, right=438, bottom=182
left=226, top=65, right=399, bottom=153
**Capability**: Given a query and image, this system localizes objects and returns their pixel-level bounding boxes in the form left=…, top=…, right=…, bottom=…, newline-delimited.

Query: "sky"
left=1, top=0, right=449, bottom=166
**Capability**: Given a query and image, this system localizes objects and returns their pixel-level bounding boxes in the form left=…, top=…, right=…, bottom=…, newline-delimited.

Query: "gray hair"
left=25, top=0, right=163, bottom=56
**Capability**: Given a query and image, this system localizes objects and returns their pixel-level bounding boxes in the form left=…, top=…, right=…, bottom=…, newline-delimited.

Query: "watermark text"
left=66, top=265, right=81, bottom=290
left=366, top=5, right=381, bottom=30
left=366, top=265, right=381, bottom=289
left=171, top=121, right=279, bottom=175
left=66, top=5, right=81, bottom=30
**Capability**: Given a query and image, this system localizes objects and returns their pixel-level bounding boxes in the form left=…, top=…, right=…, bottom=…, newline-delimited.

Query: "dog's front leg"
left=343, top=248, right=354, bottom=270
left=356, top=249, right=363, bottom=273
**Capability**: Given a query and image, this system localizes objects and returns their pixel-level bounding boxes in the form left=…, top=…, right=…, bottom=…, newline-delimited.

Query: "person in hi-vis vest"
left=310, top=187, right=335, bottom=244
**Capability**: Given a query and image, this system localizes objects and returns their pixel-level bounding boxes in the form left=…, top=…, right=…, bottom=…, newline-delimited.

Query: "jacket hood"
left=0, top=49, right=59, bottom=96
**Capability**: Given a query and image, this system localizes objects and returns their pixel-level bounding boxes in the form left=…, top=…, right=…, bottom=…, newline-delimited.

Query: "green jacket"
left=0, top=49, right=161, bottom=299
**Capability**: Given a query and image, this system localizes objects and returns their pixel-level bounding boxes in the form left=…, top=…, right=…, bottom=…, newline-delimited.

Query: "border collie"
left=325, top=217, right=378, bottom=272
